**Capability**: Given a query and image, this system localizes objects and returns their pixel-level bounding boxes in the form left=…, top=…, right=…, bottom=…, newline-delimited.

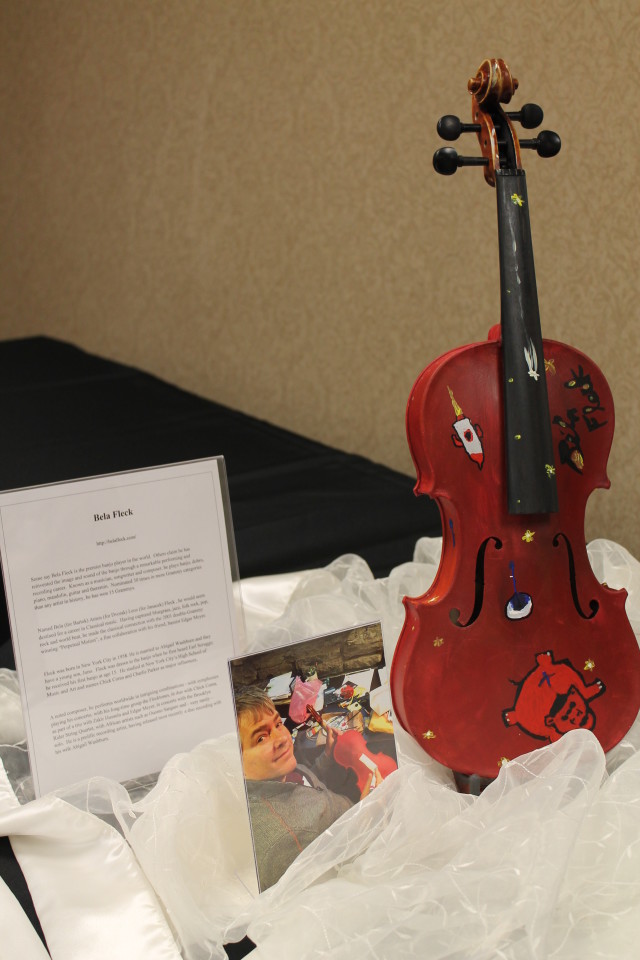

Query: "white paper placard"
left=0, top=459, right=242, bottom=796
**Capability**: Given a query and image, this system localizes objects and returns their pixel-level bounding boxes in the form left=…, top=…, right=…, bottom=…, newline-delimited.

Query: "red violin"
left=306, top=704, right=397, bottom=793
left=390, top=59, right=640, bottom=782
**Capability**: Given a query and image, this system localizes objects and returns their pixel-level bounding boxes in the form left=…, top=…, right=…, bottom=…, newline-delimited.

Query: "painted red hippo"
left=503, top=650, right=605, bottom=743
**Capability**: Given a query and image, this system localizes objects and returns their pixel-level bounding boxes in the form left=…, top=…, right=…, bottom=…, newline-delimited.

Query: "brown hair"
left=234, top=686, right=278, bottom=725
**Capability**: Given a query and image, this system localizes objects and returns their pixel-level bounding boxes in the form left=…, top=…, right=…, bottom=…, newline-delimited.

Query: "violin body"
left=306, top=703, right=397, bottom=790
left=390, top=59, right=640, bottom=779
left=332, top=730, right=397, bottom=793
left=391, top=328, right=640, bottom=777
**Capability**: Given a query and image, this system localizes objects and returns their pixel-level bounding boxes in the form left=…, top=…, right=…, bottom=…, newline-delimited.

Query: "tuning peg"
left=437, top=115, right=481, bottom=141
left=505, top=102, right=544, bottom=129
left=519, top=129, right=561, bottom=158
left=433, top=147, right=488, bottom=175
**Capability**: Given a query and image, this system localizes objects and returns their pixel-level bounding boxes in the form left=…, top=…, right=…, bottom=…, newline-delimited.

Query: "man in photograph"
left=235, top=686, right=380, bottom=890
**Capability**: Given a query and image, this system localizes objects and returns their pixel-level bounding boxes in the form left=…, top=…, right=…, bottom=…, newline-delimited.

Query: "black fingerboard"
left=496, top=170, right=558, bottom=515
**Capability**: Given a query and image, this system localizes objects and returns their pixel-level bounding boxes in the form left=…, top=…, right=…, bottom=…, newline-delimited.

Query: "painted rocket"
left=448, top=386, right=485, bottom=469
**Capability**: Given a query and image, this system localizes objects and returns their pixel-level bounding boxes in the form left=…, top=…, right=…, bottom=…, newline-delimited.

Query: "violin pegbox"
left=433, top=57, right=561, bottom=185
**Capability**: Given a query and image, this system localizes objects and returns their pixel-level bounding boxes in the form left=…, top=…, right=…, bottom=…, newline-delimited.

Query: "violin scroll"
left=467, top=57, right=518, bottom=105
left=433, top=56, right=561, bottom=185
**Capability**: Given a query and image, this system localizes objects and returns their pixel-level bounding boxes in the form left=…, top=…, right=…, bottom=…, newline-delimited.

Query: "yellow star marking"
left=508, top=377, right=514, bottom=383
left=511, top=193, right=525, bottom=206
left=545, top=464, right=556, bottom=477
left=545, top=358, right=556, bottom=374
left=584, top=659, right=595, bottom=672
left=422, top=730, right=436, bottom=740
left=498, top=757, right=510, bottom=767
left=522, top=529, right=535, bottom=543
left=433, top=637, right=444, bottom=647
left=514, top=434, right=522, bottom=440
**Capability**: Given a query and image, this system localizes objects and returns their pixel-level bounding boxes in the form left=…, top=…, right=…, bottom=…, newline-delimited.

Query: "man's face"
left=239, top=707, right=297, bottom=781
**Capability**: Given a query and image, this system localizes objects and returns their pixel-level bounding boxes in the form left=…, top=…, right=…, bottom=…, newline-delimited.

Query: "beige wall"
left=1, top=1, right=639, bottom=555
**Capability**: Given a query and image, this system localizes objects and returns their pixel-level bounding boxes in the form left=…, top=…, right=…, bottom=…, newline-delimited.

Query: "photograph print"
left=229, top=621, right=398, bottom=891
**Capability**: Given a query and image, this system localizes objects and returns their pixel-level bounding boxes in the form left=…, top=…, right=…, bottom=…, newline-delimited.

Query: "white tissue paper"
left=1, top=537, right=640, bottom=960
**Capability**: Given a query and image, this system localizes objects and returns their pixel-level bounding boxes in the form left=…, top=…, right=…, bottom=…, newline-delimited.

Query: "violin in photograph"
left=390, top=58, right=640, bottom=781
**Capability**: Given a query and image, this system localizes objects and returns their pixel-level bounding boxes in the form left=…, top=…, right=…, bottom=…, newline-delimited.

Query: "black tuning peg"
left=436, top=115, right=481, bottom=141
left=433, top=147, right=488, bottom=176
left=505, top=102, right=544, bottom=129
left=519, top=129, right=561, bottom=158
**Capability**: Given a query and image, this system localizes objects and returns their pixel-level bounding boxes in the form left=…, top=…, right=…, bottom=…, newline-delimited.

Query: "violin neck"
left=496, top=170, right=558, bottom=515
left=306, top=704, right=326, bottom=728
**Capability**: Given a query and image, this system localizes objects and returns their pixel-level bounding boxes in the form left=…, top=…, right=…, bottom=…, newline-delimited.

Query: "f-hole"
left=553, top=532, right=599, bottom=619
left=450, top=536, right=503, bottom=627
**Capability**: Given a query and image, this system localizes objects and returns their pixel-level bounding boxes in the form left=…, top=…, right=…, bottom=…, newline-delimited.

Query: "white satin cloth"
left=2, top=537, right=640, bottom=960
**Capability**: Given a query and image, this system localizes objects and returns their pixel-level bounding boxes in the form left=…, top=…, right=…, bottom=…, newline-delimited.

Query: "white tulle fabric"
left=2, top=537, right=640, bottom=960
